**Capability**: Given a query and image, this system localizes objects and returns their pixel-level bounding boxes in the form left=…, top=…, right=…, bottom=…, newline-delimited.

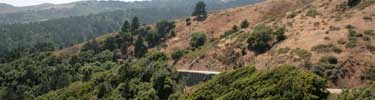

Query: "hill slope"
left=161, top=0, right=375, bottom=88
left=0, top=0, right=263, bottom=57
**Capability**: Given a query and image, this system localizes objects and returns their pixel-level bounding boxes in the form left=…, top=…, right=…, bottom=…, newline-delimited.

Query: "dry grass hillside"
left=53, top=0, right=375, bottom=88
left=163, top=0, right=375, bottom=88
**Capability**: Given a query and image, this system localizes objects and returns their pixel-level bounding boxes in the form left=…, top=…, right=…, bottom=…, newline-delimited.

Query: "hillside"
left=50, top=0, right=375, bottom=88
left=164, top=0, right=375, bottom=88
left=1, top=0, right=375, bottom=99
left=0, top=0, right=263, bottom=62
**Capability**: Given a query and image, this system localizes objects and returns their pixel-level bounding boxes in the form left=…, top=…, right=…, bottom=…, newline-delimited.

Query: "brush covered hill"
left=0, top=0, right=262, bottom=62
left=2, top=0, right=375, bottom=99
left=160, top=0, right=375, bottom=88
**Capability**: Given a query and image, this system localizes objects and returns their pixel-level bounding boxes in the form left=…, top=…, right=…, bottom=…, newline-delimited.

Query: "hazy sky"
left=0, top=0, right=144, bottom=7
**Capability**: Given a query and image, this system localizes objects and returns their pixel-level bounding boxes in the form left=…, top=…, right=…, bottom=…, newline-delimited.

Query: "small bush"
left=186, top=18, right=192, bottom=26
left=171, top=49, right=186, bottom=62
left=306, top=8, right=319, bottom=17
left=277, top=47, right=291, bottom=54
left=364, top=30, right=374, bottom=36
left=291, top=48, right=312, bottom=60
left=311, top=44, right=342, bottom=53
left=240, top=20, right=249, bottom=29
left=287, top=11, right=297, bottom=18
left=361, top=68, right=375, bottom=80
left=312, top=63, right=344, bottom=83
left=346, top=38, right=358, bottom=48
left=319, top=56, right=338, bottom=64
left=363, top=16, right=373, bottom=21
left=337, top=39, right=347, bottom=45
left=348, top=0, right=362, bottom=7
left=247, top=25, right=286, bottom=54
left=190, top=32, right=206, bottom=48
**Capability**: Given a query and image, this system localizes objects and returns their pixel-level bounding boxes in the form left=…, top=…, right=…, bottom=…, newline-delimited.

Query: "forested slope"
left=0, top=0, right=263, bottom=62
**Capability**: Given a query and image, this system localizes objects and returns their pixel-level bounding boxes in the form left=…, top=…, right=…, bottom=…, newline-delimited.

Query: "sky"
left=0, top=0, right=144, bottom=7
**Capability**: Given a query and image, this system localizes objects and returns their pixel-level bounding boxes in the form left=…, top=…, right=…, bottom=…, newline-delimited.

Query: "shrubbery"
left=240, top=20, right=249, bottom=28
left=332, top=82, right=375, bottom=99
left=247, top=25, right=286, bottom=54
left=183, top=65, right=329, bottom=100
left=190, top=32, right=207, bottom=48
left=312, top=56, right=345, bottom=83
left=311, top=44, right=342, bottom=53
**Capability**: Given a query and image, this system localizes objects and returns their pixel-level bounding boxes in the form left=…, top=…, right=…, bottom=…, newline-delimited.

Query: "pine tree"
left=121, top=20, right=130, bottom=33
left=192, top=1, right=207, bottom=21
left=131, top=17, right=140, bottom=33
left=134, top=37, right=147, bottom=57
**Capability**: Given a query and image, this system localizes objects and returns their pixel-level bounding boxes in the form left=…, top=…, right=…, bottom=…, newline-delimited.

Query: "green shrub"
left=332, top=82, right=375, bottom=99
left=240, top=20, right=249, bottom=28
left=278, top=47, right=291, bottom=54
left=361, top=68, right=375, bottom=80
left=363, top=16, right=373, bottom=21
left=287, top=11, right=297, bottom=18
left=183, top=65, right=329, bottom=100
left=364, top=30, right=374, bottom=36
left=348, top=0, right=362, bottom=7
left=291, top=48, right=312, bottom=60
left=247, top=25, right=285, bottom=54
left=171, top=49, right=186, bottom=61
left=337, top=39, right=347, bottom=45
left=190, top=32, right=207, bottom=48
left=346, top=38, right=358, bottom=48
left=311, top=44, right=342, bottom=53
left=312, top=64, right=344, bottom=83
left=319, top=56, right=338, bottom=64
left=306, top=8, right=319, bottom=17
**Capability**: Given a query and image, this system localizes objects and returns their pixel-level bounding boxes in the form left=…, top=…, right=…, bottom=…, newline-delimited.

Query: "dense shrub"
left=240, top=20, right=249, bottom=28
left=171, top=49, right=186, bottom=62
left=291, top=48, right=312, bottom=60
left=190, top=32, right=207, bottom=48
left=247, top=25, right=285, bottom=54
left=312, top=56, right=344, bottom=83
left=332, top=82, right=375, bottom=99
left=183, top=65, right=329, bottom=100
left=311, top=44, right=342, bottom=53
left=348, top=0, right=362, bottom=7
left=306, top=8, right=319, bottom=17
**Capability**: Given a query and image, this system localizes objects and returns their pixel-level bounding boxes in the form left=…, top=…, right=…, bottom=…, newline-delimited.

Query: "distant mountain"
left=0, top=0, right=263, bottom=54
left=0, top=0, right=263, bottom=24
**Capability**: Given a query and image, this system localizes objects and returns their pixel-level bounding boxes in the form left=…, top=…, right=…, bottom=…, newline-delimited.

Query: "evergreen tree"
left=131, top=17, right=140, bottom=33
left=121, top=20, right=131, bottom=33
left=192, top=1, right=208, bottom=21
left=134, top=37, right=147, bottom=58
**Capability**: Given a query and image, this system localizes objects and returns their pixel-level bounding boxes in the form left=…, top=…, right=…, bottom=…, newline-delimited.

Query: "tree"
left=190, top=32, right=206, bottom=48
left=240, top=20, right=249, bottom=29
left=131, top=17, right=140, bottom=33
left=247, top=25, right=285, bottom=54
left=171, top=49, right=185, bottom=63
left=247, top=25, right=272, bottom=54
left=103, top=37, right=119, bottom=51
left=192, top=1, right=208, bottom=21
left=156, top=20, right=176, bottom=38
left=121, top=20, right=131, bottom=33
left=134, top=37, right=147, bottom=58
left=82, top=40, right=101, bottom=54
